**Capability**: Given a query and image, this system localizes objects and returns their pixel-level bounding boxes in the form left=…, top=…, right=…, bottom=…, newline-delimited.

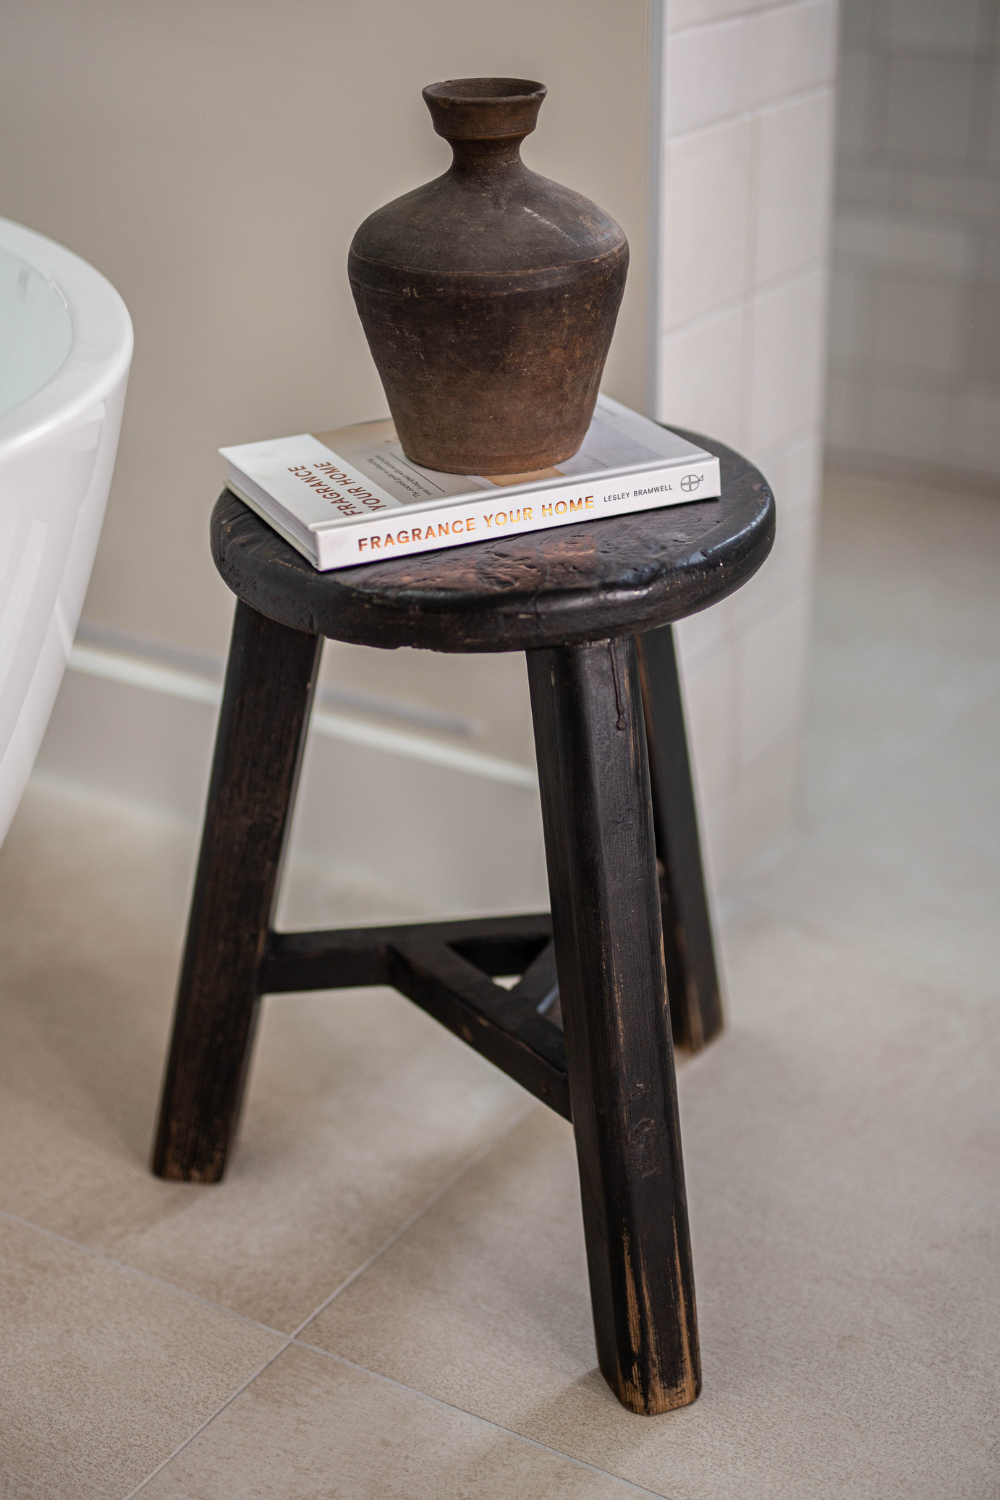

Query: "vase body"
left=348, top=78, right=628, bottom=475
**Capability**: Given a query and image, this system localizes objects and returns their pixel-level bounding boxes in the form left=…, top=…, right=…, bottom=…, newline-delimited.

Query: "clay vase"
left=348, top=78, right=628, bottom=475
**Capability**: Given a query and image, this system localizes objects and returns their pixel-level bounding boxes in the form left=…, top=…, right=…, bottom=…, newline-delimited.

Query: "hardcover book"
left=220, top=395, right=721, bottom=571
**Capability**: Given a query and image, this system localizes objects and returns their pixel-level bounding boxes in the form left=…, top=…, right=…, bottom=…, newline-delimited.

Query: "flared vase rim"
left=422, top=77, right=547, bottom=105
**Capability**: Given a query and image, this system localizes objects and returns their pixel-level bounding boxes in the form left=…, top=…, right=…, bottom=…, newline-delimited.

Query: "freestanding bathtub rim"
left=0, top=217, right=134, bottom=459
left=0, top=217, right=133, bottom=850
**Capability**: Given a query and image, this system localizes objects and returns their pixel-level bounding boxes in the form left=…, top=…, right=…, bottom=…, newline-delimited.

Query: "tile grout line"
left=0, top=1099, right=539, bottom=1351
left=293, top=1340, right=676, bottom=1500
left=663, top=80, right=832, bottom=147
left=658, top=258, right=826, bottom=343
left=122, top=1338, right=296, bottom=1500
left=289, top=1096, right=541, bottom=1340
left=668, top=0, right=833, bottom=46
left=0, top=1208, right=289, bottom=1341
left=103, top=1099, right=539, bottom=1496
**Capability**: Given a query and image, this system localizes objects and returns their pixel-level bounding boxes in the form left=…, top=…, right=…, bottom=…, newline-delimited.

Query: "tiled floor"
left=0, top=470, right=997, bottom=1497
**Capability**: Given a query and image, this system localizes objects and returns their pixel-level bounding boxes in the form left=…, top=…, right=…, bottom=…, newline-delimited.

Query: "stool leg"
left=526, top=637, right=700, bottom=1416
left=152, top=601, right=322, bottom=1183
left=637, top=625, right=723, bottom=1051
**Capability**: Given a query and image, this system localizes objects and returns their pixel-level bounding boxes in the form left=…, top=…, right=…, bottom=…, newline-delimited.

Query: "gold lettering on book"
left=356, top=495, right=582, bottom=555
left=484, top=509, right=527, bottom=530
left=354, top=512, right=478, bottom=555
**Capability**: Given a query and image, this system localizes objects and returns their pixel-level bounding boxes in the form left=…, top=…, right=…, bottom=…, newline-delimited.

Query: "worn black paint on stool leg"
left=638, top=624, right=723, bottom=1050
left=527, top=636, right=700, bottom=1416
left=152, top=601, right=322, bottom=1183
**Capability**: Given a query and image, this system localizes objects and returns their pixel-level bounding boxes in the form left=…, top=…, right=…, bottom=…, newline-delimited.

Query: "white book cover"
left=220, top=395, right=721, bottom=570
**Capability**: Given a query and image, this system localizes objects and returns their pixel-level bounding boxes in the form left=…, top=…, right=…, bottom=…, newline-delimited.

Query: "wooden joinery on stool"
left=152, top=431, right=774, bottom=1416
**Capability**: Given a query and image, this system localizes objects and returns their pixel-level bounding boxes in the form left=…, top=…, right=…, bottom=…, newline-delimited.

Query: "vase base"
left=401, top=446, right=581, bottom=479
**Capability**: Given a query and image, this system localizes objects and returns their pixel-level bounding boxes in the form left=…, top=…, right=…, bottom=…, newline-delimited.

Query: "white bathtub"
left=0, top=218, right=132, bottom=845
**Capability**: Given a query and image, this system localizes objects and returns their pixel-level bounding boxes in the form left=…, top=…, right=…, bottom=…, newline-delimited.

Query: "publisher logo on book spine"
left=680, top=472, right=704, bottom=492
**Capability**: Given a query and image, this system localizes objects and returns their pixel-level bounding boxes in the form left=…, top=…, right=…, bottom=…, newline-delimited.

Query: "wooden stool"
left=153, top=431, right=774, bottom=1416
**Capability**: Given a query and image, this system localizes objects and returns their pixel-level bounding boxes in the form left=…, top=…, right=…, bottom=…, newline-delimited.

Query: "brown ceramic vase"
left=348, top=78, right=629, bottom=475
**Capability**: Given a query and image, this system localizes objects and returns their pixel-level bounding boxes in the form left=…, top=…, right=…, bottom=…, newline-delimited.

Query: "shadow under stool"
left=152, top=430, right=774, bottom=1416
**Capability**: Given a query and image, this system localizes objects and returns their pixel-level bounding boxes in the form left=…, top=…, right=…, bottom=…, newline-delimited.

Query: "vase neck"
left=422, top=78, right=546, bottom=175
left=447, top=136, right=527, bottom=179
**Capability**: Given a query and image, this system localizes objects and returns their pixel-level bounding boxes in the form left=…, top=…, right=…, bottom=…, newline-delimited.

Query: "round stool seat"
left=211, top=430, right=774, bottom=653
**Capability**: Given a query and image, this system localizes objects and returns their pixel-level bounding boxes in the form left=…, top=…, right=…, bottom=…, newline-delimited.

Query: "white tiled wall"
left=655, top=0, right=839, bottom=887
left=828, top=0, right=1000, bottom=480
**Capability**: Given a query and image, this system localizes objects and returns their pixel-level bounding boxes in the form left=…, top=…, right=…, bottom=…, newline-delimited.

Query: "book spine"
left=317, top=457, right=721, bottom=570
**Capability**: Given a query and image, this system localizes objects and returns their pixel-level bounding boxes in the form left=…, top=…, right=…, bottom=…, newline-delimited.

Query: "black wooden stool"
left=153, top=431, right=773, bottom=1416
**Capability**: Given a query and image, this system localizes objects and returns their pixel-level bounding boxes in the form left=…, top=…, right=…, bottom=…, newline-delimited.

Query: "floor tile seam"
left=0, top=1207, right=290, bottom=1342
left=122, top=1337, right=295, bottom=1499
left=0, top=1100, right=539, bottom=1350
left=293, top=1340, right=675, bottom=1500
left=289, top=1096, right=541, bottom=1340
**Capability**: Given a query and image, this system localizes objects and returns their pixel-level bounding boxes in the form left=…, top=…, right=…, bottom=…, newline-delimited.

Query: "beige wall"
left=1, top=0, right=651, bottom=659
left=3, top=0, right=653, bottom=915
